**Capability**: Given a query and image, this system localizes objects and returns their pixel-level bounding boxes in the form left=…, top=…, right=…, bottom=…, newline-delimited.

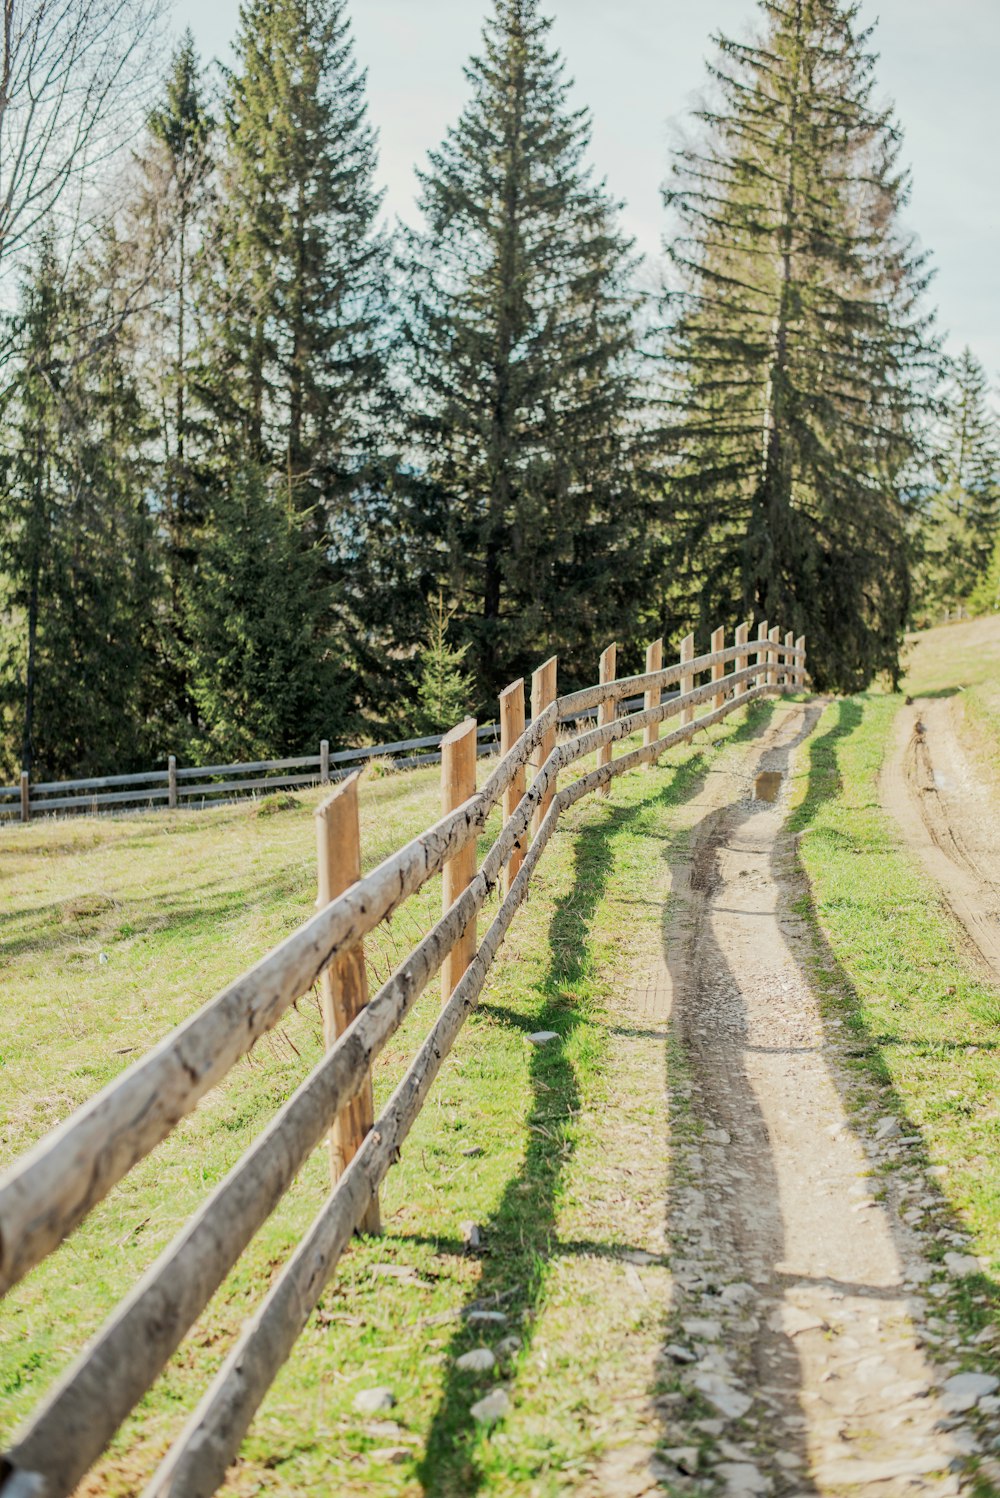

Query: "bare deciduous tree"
left=0, top=0, right=164, bottom=268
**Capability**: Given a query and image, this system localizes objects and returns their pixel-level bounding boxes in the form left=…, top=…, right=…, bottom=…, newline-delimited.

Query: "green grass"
left=788, top=688, right=1000, bottom=1362
left=901, top=614, right=1000, bottom=791
left=0, top=703, right=780, bottom=1496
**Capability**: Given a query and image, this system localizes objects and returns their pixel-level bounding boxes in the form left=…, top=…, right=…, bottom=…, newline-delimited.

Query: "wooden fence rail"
left=0, top=623, right=807, bottom=1498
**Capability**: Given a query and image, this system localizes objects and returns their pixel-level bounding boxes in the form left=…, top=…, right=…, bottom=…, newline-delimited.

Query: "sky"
left=172, top=0, right=1000, bottom=375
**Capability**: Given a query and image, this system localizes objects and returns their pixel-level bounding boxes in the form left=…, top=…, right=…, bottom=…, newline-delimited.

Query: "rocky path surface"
left=640, top=703, right=999, bottom=1498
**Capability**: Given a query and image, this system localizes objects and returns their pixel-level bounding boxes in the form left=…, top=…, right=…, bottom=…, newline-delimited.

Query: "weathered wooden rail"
left=0, top=621, right=806, bottom=1498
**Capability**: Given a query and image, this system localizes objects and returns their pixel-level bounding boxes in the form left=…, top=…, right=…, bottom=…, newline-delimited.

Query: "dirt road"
left=881, top=696, right=1000, bottom=983
left=637, top=703, right=993, bottom=1498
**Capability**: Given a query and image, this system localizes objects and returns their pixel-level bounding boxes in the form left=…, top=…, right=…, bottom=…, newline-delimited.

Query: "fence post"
left=734, top=622, right=749, bottom=701
left=441, top=718, right=478, bottom=1005
left=680, top=633, right=695, bottom=727
left=783, top=631, right=794, bottom=689
left=756, top=619, right=769, bottom=690
left=597, top=643, right=617, bottom=797
left=315, top=773, right=380, bottom=1235
left=529, top=656, right=558, bottom=837
left=795, top=634, right=807, bottom=690
left=643, top=638, right=663, bottom=766
left=768, top=625, right=780, bottom=688
left=711, top=626, right=726, bottom=711
left=499, top=680, right=526, bottom=898
left=167, top=756, right=177, bottom=810
left=320, top=740, right=330, bottom=785
left=20, top=771, right=29, bottom=824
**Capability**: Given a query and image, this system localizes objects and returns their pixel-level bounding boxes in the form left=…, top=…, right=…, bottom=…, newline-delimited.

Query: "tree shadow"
left=653, top=695, right=1000, bottom=1490
left=408, top=702, right=782, bottom=1495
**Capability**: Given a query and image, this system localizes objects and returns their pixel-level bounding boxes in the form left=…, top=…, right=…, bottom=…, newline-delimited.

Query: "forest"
left=0, top=0, right=997, bottom=781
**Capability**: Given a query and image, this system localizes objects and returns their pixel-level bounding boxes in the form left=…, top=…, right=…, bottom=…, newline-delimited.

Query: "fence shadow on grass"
left=412, top=702, right=780, bottom=1496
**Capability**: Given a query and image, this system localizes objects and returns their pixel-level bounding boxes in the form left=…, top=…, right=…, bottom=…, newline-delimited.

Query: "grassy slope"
left=0, top=705, right=779, bottom=1496
left=789, top=623, right=1000, bottom=1376
left=902, top=614, right=1000, bottom=784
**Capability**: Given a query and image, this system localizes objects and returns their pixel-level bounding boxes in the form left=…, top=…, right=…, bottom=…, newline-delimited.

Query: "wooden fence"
left=0, top=621, right=806, bottom=1498
left=0, top=726, right=511, bottom=823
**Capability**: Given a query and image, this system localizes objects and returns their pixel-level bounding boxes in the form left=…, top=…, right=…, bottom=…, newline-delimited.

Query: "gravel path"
left=642, top=703, right=995, bottom=1498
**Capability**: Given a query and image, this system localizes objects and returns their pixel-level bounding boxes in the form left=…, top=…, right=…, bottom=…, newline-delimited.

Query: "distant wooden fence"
left=0, top=621, right=806, bottom=1498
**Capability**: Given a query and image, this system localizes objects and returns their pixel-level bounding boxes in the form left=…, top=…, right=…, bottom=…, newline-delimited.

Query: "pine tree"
left=661, top=0, right=936, bottom=691
left=0, top=235, right=157, bottom=779
left=182, top=461, right=343, bottom=759
left=204, top=0, right=389, bottom=523
left=915, top=348, right=999, bottom=612
left=130, top=34, right=215, bottom=725
left=408, top=591, right=476, bottom=735
left=398, top=0, right=646, bottom=697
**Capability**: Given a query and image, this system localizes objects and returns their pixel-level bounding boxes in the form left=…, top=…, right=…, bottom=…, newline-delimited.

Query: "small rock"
left=940, top=1372, right=999, bottom=1413
left=715, top=1461, right=769, bottom=1496
left=705, top=1127, right=732, bottom=1145
left=944, top=1252, right=982, bottom=1277
left=467, top=1310, right=507, bottom=1325
left=665, top=1343, right=697, bottom=1364
left=470, top=1387, right=510, bottom=1424
left=690, top=1371, right=753, bottom=1420
left=720, top=1283, right=757, bottom=1307
left=682, top=1318, right=722, bottom=1341
left=527, top=1030, right=559, bottom=1045
left=621, top=1249, right=659, bottom=1265
left=979, top=1395, right=1000, bottom=1415
left=875, top=1116, right=901, bottom=1141
left=461, top=1145, right=484, bottom=1157
left=353, top=1387, right=396, bottom=1415
left=768, top=1305, right=828, bottom=1337
left=694, top=1418, right=725, bottom=1438
left=851, top=1198, right=877, bottom=1212
left=664, top=1446, right=700, bottom=1475
left=461, top=1220, right=482, bottom=1250
left=456, top=1348, right=495, bottom=1373
left=497, top=1335, right=521, bottom=1357
left=98, top=952, right=109, bottom=965
left=371, top=1447, right=410, bottom=1465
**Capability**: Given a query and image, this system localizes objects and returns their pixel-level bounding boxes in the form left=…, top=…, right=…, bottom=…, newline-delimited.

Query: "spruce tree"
left=408, top=591, right=476, bottom=735
left=204, top=0, right=389, bottom=523
left=915, top=348, right=999, bottom=613
left=181, top=461, right=342, bottom=759
left=130, top=34, right=215, bottom=725
left=0, top=235, right=157, bottom=779
left=661, top=0, right=936, bottom=691
left=398, top=0, right=645, bottom=696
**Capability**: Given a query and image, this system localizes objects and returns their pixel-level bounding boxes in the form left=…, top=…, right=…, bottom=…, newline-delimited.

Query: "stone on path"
left=939, top=1371, right=999, bottom=1414
left=456, top=1347, right=495, bottom=1372
left=690, top=1370, right=753, bottom=1420
left=353, top=1387, right=395, bottom=1415
left=527, top=1030, right=559, bottom=1045
left=470, top=1387, right=510, bottom=1424
left=715, top=1460, right=769, bottom=1496
left=663, top=1446, right=700, bottom=1475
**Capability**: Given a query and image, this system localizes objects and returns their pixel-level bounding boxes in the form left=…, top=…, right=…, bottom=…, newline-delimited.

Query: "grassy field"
left=0, top=704, right=780, bottom=1496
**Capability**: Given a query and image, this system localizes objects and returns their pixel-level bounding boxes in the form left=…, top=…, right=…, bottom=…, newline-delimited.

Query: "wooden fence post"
left=315, top=773, right=380, bottom=1234
left=500, top=680, right=526, bottom=898
left=529, top=656, right=558, bottom=836
left=784, top=632, right=794, bottom=689
left=167, top=756, right=177, bottom=810
left=680, top=633, right=695, bottom=727
left=795, top=634, right=807, bottom=690
left=756, top=620, right=769, bottom=689
left=441, top=718, right=479, bottom=1005
left=768, top=625, right=780, bottom=688
left=20, top=771, right=29, bottom=824
left=711, top=626, right=726, bottom=711
left=320, top=740, right=330, bottom=785
left=643, top=638, right=663, bottom=766
left=735, top=622, right=749, bottom=700
left=597, top=643, right=617, bottom=797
